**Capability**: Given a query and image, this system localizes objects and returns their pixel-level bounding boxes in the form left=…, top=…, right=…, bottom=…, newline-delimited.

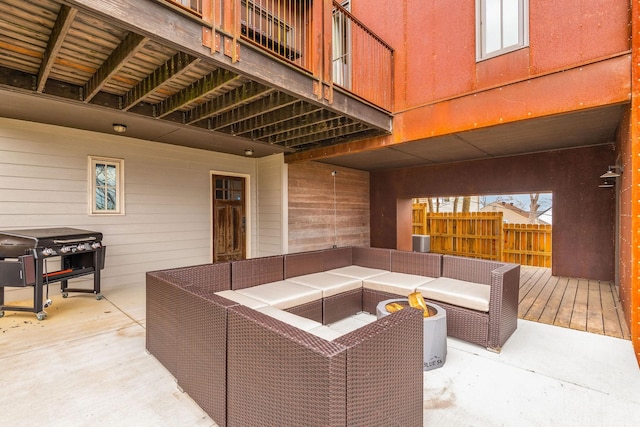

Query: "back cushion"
left=352, top=247, right=391, bottom=270
left=390, top=251, right=441, bottom=277
left=231, top=256, right=284, bottom=290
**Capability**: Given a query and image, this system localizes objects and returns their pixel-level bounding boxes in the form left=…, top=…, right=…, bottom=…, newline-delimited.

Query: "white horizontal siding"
left=256, top=154, right=285, bottom=257
left=0, top=118, right=283, bottom=303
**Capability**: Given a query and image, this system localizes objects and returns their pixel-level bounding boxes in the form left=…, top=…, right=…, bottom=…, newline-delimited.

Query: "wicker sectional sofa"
left=146, top=246, right=520, bottom=427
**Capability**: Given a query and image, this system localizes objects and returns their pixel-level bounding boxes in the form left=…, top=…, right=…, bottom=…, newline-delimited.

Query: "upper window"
left=89, top=156, right=125, bottom=215
left=476, top=0, right=529, bottom=61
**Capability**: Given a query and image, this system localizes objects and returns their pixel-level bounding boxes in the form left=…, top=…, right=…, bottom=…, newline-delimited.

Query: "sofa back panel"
left=284, top=250, right=325, bottom=278
left=160, top=263, right=232, bottom=292
left=352, top=247, right=391, bottom=270
left=177, top=288, right=231, bottom=426
left=391, top=250, right=442, bottom=277
left=442, top=255, right=503, bottom=285
left=226, top=306, right=348, bottom=426
left=334, top=308, right=423, bottom=426
left=146, top=273, right=181, bottom=377
left=231, top=256, right=284, bottom=290
left=322, top=246, right=353, bottom=270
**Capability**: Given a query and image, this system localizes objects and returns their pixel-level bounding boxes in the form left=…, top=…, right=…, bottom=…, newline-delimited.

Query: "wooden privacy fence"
left=412, top=207, right=552, bottom=267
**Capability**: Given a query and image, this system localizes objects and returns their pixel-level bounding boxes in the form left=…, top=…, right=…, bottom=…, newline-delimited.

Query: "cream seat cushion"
left=307, top=325, right=345, bottom=341
left=362, top=272, right=436, bottom=296
left=215, top=290, right=268, bottom=309
left=416, top=277, right=491, bottom=312
left=326, top=265, right=389, bottom=280
left=287, top=272, right=362, bottom=297
left=255, top=306, right=322, bottom=331
left=236, top=280, right=322, bottom=309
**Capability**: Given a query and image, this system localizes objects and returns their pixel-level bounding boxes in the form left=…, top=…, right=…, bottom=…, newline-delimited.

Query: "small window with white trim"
left=89, top=156, right=125, bottom=215
left=477, top=0, right=529, bottom=61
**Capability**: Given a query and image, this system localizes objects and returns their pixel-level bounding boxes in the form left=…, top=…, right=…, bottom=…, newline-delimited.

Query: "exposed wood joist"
left=284, top=122, right=372, bottom=149
left=37, top=5, right=77, bottom=93
left=209, top=92, right=299, bottom=131
left=230, top=101, right=322, bottom=137
left=187, top=81, right=275, bottom=125
left=83, top=32, right=148, bottom=102
left=123, top=51, right=201, bottom=110
left=254, top=109, right=339, bottom=140
left=155, top=68, right=241, bottom=118
left=270, top=116, right=355, bottom=146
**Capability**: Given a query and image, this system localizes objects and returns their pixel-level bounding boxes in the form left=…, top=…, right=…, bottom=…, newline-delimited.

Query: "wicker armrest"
left=333, top=308, right=423, bottom=427
left=226, top=305, right=348, bottom=427
left=488, top=262, right=521, bottom=350
left=153, top=262, right=231, bottom=292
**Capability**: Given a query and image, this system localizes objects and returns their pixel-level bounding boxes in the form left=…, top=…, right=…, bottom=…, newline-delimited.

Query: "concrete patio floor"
left=1, top=282, right=639, bottom=426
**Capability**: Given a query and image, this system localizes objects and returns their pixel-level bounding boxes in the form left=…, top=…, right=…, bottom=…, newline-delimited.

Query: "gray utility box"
left=412, top=234, right=431, bottom=252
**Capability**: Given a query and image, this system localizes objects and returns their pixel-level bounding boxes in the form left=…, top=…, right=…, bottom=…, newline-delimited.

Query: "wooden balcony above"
left=0, top=0, right=392, bottom=157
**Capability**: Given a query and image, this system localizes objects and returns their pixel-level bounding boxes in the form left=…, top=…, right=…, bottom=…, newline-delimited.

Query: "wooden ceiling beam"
left=268, top=116, right=354, bottom=145
left=231, top=101, right=323, bottom=137
left=37, top=5, right=77, bottom=93
left=84, top=32, right=148, bottom=103
left=209, top=92, right=298, bottom=131
left=253, top=109, right=338, bottom=140
left=123, top=52, right=201, bottom=111
left=156, top=68, right=240, bottom=118
left=187, top=81, right=274, bottom=124
left=285, top=122, right=370, bottom=148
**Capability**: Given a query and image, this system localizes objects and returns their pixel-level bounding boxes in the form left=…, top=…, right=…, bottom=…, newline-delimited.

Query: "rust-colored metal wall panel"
left=476, top=48, right=531, bottom=89
left=399, top=56, right=630, bottom=143
left=354, top=0, right=630, bottom=113
left=627, top=0, right=640, bottom=365
left=529, top=0, right=631, bottom=74
left=370, top=145, right=616, bottom=281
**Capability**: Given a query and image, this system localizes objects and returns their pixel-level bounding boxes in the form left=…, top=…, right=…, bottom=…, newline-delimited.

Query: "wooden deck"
left=518, top=266, right=631, bottom=340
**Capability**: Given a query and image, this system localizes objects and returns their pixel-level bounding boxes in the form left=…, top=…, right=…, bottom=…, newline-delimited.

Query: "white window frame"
left=89, top=156, right=125, bottom=215
left=476, top=0, right=529, bottom=61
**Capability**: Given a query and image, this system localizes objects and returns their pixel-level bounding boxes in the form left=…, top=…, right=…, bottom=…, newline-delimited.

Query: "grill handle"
left=53, top=237, right=97, bottom=244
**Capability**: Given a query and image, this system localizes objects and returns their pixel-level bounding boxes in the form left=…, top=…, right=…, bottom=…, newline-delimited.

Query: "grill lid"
left=0, top=228, right=103, bottom=257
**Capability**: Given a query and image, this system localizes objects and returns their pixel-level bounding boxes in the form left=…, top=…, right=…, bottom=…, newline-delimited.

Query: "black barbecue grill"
left=0, top=228, right=106, bottom=320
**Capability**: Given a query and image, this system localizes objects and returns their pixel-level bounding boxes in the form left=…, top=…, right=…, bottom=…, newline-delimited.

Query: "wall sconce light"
left=244, top=149, right=254, bottom=156
left=598, top=178, right=615, bottom=188
left=600, top=165, right=622, bottom=179
left=112, top=123, right=127, bottom=133
left=599, top=165, right=622, bottom=188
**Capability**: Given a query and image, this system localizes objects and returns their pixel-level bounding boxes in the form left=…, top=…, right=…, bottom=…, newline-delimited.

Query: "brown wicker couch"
left=146, top=247, right=520, bottom=426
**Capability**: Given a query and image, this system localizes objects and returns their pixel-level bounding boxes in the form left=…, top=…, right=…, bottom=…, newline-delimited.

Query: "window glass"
left=89, top=156, right=124, bottom=215
left=477, top=0, right=528, bottom=61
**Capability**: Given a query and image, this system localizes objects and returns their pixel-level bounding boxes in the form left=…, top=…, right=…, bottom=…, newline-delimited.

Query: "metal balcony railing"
left=163, top=0, right=393, bottom=111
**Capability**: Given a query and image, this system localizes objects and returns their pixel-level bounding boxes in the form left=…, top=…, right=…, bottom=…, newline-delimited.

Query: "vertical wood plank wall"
left=287, top=161, right=370, bottom=252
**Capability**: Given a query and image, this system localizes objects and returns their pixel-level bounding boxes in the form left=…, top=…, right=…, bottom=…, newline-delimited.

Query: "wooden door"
left=212, top=175, right=246, bottom=262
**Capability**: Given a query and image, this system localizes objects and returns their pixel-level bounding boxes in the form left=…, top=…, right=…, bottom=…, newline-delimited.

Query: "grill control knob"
left=60, top=246, right=71, bottom=254
left=77, top=243, right=87, bottom=251
left=91, top=242, right=101, bottom=249
left=42, top=248, right=55, bottom=256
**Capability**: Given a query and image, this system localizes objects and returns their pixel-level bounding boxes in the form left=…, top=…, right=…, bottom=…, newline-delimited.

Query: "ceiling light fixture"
left=112, top=124, right=127, bottom=133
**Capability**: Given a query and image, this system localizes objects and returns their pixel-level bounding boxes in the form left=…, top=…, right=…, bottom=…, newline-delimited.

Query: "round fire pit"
left=376, top=298, right=447, bottom=371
